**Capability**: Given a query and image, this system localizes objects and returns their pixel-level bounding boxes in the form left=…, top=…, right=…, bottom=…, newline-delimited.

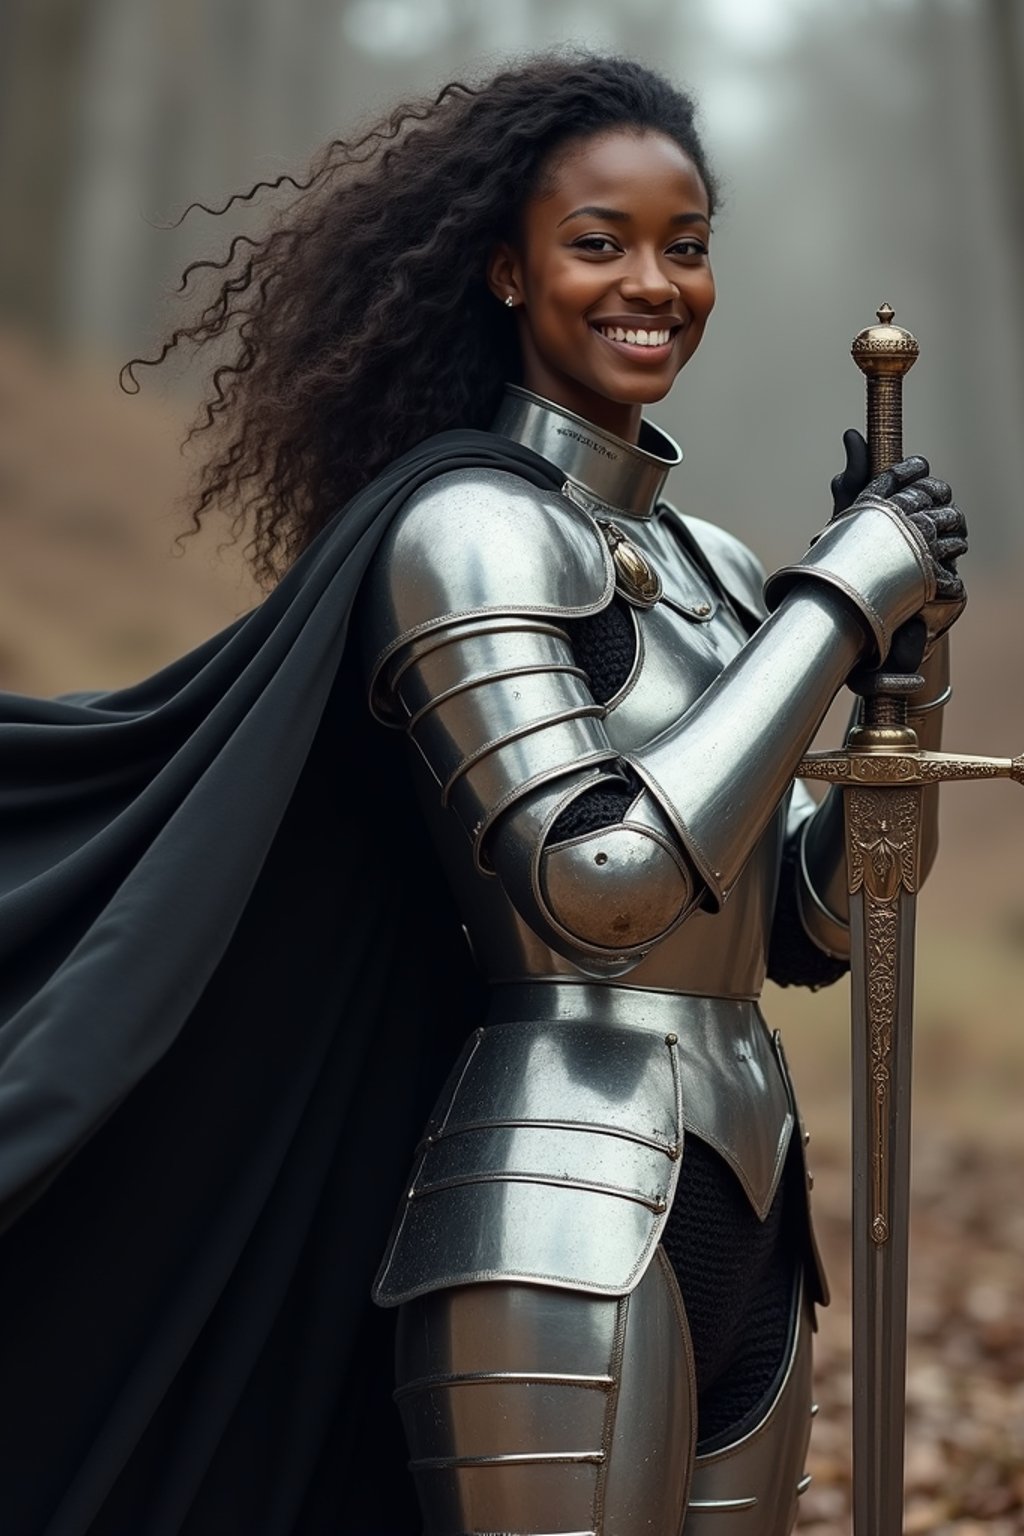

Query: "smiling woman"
left=0, top=50, right=968, bottom=1536
left=489, top=130, right=716, bottom=437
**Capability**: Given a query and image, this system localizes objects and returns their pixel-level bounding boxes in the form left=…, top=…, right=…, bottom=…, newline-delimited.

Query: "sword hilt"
left=852, top=302, right=920, bottom=476
left=850, top=304, right=924, bottom=736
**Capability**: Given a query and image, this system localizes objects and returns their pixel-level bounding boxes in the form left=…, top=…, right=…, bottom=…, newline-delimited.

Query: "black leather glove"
left=831, top=430, right=968, bottom=665
left=830, top=427, right=872, bottom=515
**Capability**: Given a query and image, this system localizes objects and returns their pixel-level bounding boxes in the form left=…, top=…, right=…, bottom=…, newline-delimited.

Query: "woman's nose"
left=618, top=254, right=677, bottom=305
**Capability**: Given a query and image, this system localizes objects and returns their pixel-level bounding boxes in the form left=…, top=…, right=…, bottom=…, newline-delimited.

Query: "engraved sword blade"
left=846, top=782, right=922, bottom=1536
left=846, top=305, right=922, bottom=1536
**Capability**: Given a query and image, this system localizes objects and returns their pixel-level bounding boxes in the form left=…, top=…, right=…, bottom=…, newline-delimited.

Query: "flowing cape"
left=0, top=431, right=564, bottom=1536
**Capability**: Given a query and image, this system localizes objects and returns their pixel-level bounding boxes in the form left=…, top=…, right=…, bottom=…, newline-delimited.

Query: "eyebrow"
left=557, top=205, right=711, bottom=229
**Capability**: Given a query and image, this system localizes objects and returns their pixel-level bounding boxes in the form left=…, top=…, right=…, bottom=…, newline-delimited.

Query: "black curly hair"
left=127, top=52, right=716, bottom=585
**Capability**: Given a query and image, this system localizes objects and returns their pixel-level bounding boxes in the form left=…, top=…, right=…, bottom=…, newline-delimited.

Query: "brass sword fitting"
left=851, top=303, right=920, bottom=479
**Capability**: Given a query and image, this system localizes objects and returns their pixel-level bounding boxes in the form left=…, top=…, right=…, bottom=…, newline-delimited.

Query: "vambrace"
left=624, top=501, right=935, bottom=911
left=763, top=496, right=935, bottom=665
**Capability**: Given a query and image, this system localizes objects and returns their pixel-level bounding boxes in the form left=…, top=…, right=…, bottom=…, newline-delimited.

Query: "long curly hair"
left=128, top=53, right=716, bottom=585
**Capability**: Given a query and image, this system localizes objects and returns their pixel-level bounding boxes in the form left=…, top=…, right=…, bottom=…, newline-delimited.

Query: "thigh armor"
left=360, top=386, right=938, bottom=1533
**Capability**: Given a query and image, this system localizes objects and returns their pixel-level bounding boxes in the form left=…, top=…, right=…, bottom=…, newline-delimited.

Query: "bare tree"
left=0, top=0, right=97, bottom=341
left=977, top=0, right=1024, bottom=331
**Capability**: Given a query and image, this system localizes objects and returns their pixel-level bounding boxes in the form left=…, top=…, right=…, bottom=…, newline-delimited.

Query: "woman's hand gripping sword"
left=796, top=305, right=1023, bottom=1536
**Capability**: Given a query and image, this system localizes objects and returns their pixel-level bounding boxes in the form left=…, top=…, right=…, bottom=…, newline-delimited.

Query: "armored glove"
left=831, top=428, right=968, bottom=664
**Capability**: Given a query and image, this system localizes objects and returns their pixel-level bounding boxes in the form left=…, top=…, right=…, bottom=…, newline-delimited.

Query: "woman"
left=0, top=54, right=965, bottom=1536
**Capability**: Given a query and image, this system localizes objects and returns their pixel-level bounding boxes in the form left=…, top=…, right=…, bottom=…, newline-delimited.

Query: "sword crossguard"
left=796, top=746, right=1024, bottom=787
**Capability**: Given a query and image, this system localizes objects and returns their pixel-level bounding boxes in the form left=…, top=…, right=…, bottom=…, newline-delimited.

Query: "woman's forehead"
left=538, top=129, right=708, bottom=213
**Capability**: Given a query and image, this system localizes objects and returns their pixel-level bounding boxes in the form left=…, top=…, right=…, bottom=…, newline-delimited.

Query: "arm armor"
left=364, top=475, right=935, bottom=977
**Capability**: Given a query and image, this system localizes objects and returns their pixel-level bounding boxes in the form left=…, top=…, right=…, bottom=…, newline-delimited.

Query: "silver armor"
left=361, top=385, right=949, bottom=1534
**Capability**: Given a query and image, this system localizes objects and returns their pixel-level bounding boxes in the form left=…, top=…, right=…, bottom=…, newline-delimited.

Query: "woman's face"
left=489, top=128, right=715, bottom=442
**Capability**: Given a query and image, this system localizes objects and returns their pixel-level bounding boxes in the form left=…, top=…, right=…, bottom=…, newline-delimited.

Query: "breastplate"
left=412, top=503, right=787, bottom=1001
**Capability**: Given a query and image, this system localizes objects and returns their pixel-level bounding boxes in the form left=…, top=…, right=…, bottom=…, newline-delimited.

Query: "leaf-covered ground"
left=799, top=1136, right=1024, bottom=1536
left=3, top=334, right=1023, bottom=1536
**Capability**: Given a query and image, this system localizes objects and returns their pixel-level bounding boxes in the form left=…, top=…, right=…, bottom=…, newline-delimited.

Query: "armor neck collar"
left=491, top=385, right=681, bottom=521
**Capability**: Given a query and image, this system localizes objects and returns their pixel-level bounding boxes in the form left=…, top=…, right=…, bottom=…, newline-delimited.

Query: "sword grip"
left=851, top=303, right=919, bottom=475
left=865, top=373, right=904, bottom=476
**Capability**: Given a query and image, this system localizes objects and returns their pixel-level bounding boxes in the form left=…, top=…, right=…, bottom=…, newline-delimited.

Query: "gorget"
left=491, top=383, right=682, bottom=521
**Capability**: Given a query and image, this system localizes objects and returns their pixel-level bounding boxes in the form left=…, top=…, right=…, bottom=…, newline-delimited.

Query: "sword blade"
left=845, top=781, right=923, bottom=1536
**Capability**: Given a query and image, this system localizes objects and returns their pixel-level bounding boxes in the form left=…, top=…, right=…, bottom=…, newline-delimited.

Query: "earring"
left=504, top=295, right=515, bottom=308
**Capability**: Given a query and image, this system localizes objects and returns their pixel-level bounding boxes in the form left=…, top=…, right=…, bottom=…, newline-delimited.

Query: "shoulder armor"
left=363, top=467, right=614, bottom=697
left=660, top=504, right=768, bottom=626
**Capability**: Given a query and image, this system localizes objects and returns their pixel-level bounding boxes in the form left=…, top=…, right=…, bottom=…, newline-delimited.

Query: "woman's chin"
left=594, top=369, right=678, bottom=408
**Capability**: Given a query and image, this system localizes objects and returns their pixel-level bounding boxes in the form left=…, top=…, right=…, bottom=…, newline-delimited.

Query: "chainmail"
left=563, top=598, right=635, bottom=704
left=662, top=1137, right=798, bottom=1450
left=549, top=601, right=639, bottom=840
left=767, top=838, right=850, bottom=990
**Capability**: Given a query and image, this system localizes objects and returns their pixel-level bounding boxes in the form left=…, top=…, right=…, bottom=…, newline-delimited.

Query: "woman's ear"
left=487, top=242, right=523, bottom=307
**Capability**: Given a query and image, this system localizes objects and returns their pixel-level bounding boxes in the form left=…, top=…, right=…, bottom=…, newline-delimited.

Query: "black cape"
left=0, top=426, right=756, bottom=1535
left=0, top=431, right=566, bottom=1536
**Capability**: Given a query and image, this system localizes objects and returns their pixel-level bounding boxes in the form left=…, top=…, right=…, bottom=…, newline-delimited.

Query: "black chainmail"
left=563, top=599, right=636, bottom=704
left=662, top=1137, right=800, bottom=1450
left=767, top=837, right=850, bottom=990
left=548, top=600, right=639, bottom=842
left=548, top=781, right=636, bottom=842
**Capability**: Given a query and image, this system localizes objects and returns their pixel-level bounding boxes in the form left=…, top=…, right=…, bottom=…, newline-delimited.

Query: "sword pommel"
left=851, top=304, right=920, bottom=475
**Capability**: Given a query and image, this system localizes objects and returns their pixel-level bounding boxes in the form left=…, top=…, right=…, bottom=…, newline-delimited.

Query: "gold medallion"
left=598, top=521, right=662, bottom=608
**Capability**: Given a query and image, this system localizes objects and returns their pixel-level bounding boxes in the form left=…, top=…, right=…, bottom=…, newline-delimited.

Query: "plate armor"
left=361, top=386, right=946, bottom=1535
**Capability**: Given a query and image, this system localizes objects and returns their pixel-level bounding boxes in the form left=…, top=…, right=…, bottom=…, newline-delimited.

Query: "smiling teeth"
left=597, top=326, right=673, bottom=347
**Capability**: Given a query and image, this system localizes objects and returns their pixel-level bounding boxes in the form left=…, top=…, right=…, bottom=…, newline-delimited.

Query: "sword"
left=796, top=305, right=1023, bottom=1536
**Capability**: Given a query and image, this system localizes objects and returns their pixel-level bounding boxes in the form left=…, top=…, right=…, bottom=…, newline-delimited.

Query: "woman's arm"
left=364, top=471, right=944, bottom=979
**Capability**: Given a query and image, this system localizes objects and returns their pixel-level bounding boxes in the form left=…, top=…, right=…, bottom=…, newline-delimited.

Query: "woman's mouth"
left=590, top=322, right=679, bottom=361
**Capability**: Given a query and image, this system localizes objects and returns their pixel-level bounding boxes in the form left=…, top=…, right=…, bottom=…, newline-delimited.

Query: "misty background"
left=1, top=2, right=1023, bottom=1524
left=2, top=0, right=1023, bottom=565
left=1, top=0, right=1020, bottom=958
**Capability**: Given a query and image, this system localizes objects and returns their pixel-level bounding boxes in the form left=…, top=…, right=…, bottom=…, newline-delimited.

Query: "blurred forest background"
left=1, top=0, right=1022, bottom=1529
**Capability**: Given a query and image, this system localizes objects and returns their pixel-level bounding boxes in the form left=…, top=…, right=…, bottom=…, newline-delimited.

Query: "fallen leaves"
left=801, top=1136, right=1024, bottom=1534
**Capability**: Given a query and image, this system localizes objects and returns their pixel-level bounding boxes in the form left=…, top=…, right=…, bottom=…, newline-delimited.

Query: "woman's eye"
left=669, top=239, right=709, bottom=259
left=572, top=235, right=621, bottom=254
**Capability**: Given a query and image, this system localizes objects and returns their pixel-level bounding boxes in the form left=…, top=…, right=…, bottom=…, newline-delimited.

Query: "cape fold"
left=0, top=432, right=559, bottom=1536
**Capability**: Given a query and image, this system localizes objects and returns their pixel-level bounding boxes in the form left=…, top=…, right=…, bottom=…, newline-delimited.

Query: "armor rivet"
left=804, top=1130, right=811, bottom=1145
left=594, top=851, right=608, bottom=866
left=810, top=1403, right=820, bottom=1417
left=694, top=602, right=711, bottom=616
left=407, top=1188, right=416, bottom=1200
left=653, top=1199, right=667, bottom=1213
left=665, top=1032, right=678, bottom=1046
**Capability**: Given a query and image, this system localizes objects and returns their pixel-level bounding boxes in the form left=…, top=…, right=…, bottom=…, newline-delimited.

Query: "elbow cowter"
left=489, top=779, right=696, bottom=977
